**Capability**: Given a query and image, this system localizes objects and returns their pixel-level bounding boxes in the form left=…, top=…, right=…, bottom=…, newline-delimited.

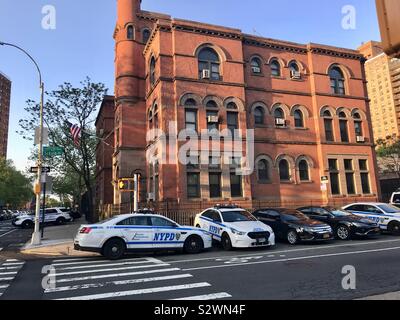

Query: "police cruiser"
left=342, top=203, right=400, bottom=235
left=12, top=207, right=73, bottom=229
left=194, top=205, right=275, bottom=250
left=74, top=212, right=212, bottom=260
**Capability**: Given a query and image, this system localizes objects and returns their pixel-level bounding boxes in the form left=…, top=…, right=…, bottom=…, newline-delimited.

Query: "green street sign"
left=43, top=146, right=64, bottom=157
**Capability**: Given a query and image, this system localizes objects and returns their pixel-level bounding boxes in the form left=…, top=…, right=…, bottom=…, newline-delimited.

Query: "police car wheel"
left=336, top=225, right=351, bottom=240
left=22, top=220, right=33, bottom=229
left=287, top=230, right=298, bottom=245
left=102, top=238, right=126, bottom=260
left=388, top=221, right=400, bottom=236
left=221, top=233, right=232, bottom=251
left=56, top=217, right=66, bottom=225
left=184, top=236, right=204, bottom=254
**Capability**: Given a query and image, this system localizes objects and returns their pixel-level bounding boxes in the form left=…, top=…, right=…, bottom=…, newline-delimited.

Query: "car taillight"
left=79, top=227, right=92, bottom=234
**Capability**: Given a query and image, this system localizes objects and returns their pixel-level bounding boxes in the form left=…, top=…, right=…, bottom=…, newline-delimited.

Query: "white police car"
left=12, top=208, right=73, bottom=229
left=74, top=212, right=212, bottom=260
left=194, top=205, right=275, bottom=250
left=342, top=203, right=400, bottom=235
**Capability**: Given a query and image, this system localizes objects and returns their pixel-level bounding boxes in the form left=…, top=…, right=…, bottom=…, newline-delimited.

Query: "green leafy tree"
left=0, top=158, right=33, bottom=208
left=18, top=78, right=107, bottom=221
left=376, top=137, right=400, bottom=178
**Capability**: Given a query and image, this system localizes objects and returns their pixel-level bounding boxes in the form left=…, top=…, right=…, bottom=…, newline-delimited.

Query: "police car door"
left=151, top=216, right=183, bottom=249
left=209, top=210, right=223, bottom=241
left=363, top=205, right=385, bottom=225
left=44, top=209, right=57, bottom=223
left=116, top=216, right=153, bottom=249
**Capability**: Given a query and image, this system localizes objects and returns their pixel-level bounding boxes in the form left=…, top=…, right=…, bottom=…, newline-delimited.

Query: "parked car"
left=67, top=208, right=82, bottom=219
left=342, top=203, right=400, bottom=235
left=253, top=208, right=334, bottom=245
left=12, top=207, right=73, bottom=229
left=390, top=189, right=400, bottom=208
left=74, top=213, right=213, bottom=260
left=194, top=205, right=275, bottom=250
left=297, top=206, right=381, bottom=240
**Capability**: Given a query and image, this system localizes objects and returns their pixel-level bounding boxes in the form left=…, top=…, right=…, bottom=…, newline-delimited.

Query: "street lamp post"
left=0, top=41, right=45, bottom=245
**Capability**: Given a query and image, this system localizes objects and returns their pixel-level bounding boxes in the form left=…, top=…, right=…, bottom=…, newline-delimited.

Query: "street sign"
left=321, top=176, right=329, bottom=184
left=30, top=167, right=51, bottom=174
left=43, top=146, right=64, bottom=157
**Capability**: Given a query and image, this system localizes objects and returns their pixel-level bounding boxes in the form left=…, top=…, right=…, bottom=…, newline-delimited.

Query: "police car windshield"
left=221, top=211, right=256, bottom=222
left=377, top=204, right=400, bottom=214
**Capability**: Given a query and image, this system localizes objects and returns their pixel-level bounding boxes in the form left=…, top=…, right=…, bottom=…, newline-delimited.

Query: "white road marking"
left=172, top=292, right=232, bottom=300
left=2, top=262, right=24, bottom=266
left=167, top=238, right=400, bottom=265
left=0, top=266, right=20, bottom=271
left=6, top=259, right=19, bottom=262
left=55, top=260, right=158, bottom=271
left=46, top=274, right=194, bottom=293
left=0, top=229, right=16, bottom=238
left=183, top=246, right=400, bottom=272
left=0, top=284, right=9, bottom=289
left=0, top=277, right=14, bottom=281
left=56, top=282, right=212, bottom=300
left=56, top=267, right=181, bottom=283
left=0, top=271, right=18, bottom=276
left=55, top=263, right=170, bottom=277
left=51, top=257, right=154, bottom=267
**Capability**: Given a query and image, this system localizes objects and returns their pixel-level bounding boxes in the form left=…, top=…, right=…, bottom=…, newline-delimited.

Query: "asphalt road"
left=1, top=229, right=400, bottom=300
left=0, top=220, right=32, bottom=255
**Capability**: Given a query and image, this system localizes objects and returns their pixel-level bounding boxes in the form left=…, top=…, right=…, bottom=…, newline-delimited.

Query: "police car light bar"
left=214, top=204, right=240, bottom=209
left=136, top=208, right=155, bottom=214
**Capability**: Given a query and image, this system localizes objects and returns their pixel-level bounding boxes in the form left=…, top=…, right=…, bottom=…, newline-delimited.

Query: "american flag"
left=66, top=121, right=82, bottom=146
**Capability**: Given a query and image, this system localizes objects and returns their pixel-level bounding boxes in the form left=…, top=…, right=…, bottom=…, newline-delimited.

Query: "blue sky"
left=0, top=0, right=381, bottom=171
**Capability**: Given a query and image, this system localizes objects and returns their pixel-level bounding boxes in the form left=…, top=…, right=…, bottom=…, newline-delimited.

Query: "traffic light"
left=118, top=179, right=134, bottom=192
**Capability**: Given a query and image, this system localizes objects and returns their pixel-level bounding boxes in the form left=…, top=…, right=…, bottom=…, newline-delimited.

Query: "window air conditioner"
left=291, top=70, right=301, bottom=79
left=207, top=115, right=219, bottom=123
left=202, top=69, right=211, bottom=79
left=356, top=136, right=365, bottom=143
left=275, top=118, right=286, bottom=126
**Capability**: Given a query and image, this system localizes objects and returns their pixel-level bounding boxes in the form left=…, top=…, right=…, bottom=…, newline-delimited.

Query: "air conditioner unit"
left=207, top=115, right=219, bottom=123
left=202, top=69, right=210, bottom=79
left=291, top=70, right=301, bottom=79
left=252, top=66, right=261, bottom=73
left=147, top=193, right=155, bottom=201
left=356, top=136, right=365, bottom=143
left=275, top=118, right=286, bottom=126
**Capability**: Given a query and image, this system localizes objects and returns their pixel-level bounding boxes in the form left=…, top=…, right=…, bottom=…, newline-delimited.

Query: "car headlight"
left=230, top=228, right=246, bottom=236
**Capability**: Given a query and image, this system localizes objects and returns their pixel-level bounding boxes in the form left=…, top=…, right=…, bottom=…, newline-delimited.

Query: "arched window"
left=339, top=112, right=349, bottom=142
left=289, top=61, right=300, bottom=79
left=279, top=159, right=290, bottom=181
left=127, top=25, right=134, bottom=40
left=274, top=107, right=285, bottom=127
left=329, top=66, right=345, bottom=95
left=198, top=47, right=220, bottom=80
left=270, top=60, right=281, bottom=77
left=226, top=102, right=238, bottom=110
left=150, top=57, right=156, bottom=85
left=153, top=103, right=159, bottom=129
left=251, top=57, right=262, bottom=74
left=353, top=112, right=363, bottom=138
left=142, top=29, right=151, bottom=44
left=185, top=98, right=197, bottom=107
left=257, top=159, right=270, bottom=182
left=294, top=109, right=304, bottom=128
left=206, top=100, right=218, bottom=109
left=254, top=107, right=265, bottom=125
left=323, top=110, right=334, bottom=142
left=298, top=160, right=310, bottom=181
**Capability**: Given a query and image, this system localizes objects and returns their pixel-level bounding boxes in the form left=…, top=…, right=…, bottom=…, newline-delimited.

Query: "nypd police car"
left=74, top=213, right=212, bottom=260
left=342, top=203, right=400, bottom=235
left=12, top=207, right=73, bottom=228
left=194, top=205, right=275, bottom=250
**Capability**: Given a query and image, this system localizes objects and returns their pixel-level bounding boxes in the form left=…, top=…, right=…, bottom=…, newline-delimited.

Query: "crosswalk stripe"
left=51, top=258, right=152, bottom=267
left=172, top=292, right=232, bottom=300
left=0, top=271, right=18, bottom=276
left=2, top=262, right=24, bottom=266
left=56, top=267, right=181, bottom=283
left=46, top=274, right=194, bottom=294
left=55, top=260, right=156, bottom=271
left=55, top=263, right=170, bottom=277
left=6, top=259, right=20, bottom=262
left=0, top=284, right=9, bottom=289
left=0, top=277, right=14, bottom=281
left=55, top=282, right=212, bottom=300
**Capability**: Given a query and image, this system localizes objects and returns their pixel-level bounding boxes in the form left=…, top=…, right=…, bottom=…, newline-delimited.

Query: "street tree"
left=376, top=137, right=400, bottom=178
left=18, top=77, right=108, bottom=222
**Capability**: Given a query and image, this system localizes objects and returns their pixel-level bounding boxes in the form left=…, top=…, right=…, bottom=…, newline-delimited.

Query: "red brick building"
left=104, top=0, right=381, bottom=209
left=0, top=72, right=11, bottom=159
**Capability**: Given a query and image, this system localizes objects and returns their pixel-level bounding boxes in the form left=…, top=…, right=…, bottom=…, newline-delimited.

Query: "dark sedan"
left=297, top=206, right=381, bottom=240
left=253, top=208, right=334, bottom=245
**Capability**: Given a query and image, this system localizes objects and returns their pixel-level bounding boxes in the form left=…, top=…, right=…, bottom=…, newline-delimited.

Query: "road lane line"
left=55, top=263, right=170, bottom=276
left=183, top=246, right=400, bottom=271
left=167, top=238, right=400, bottom=265
left=172, top=292, right=232, bottom=300
left=46, top=274, right=194, bottom=293
left=0, top=229, right=17, bottom=238
left=51, top=258, right=152, bottom=267
left=56, top=267, right=181, bottom=283
left=55, top=260, right=157, bottom=271
left=55, top=282, right=212, bottom=300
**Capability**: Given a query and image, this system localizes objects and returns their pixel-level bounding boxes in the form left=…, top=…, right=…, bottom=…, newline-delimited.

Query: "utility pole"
left=0, top=41, right=45, bottom=245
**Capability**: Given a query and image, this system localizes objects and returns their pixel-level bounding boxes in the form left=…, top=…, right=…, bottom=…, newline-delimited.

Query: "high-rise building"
left=0, top=71, right=11, bottom=158
left=358, top=41, right=400, bottom=142
left=96, top=0, right=381, bottom=211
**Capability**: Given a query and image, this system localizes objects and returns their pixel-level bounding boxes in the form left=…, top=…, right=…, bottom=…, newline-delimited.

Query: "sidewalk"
left=357, top=291, right=400, bottom=300
left=20, top=219, right=98, bottom=258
